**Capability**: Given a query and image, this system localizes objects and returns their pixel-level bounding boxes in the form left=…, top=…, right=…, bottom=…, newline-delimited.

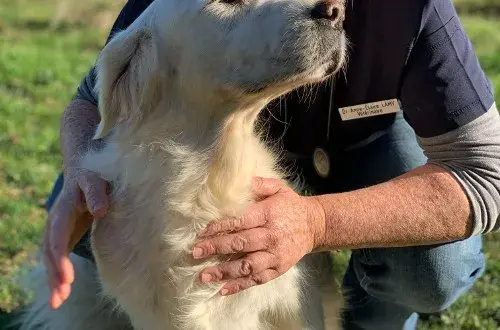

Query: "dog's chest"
left=87, top=129, right=287, bottom=316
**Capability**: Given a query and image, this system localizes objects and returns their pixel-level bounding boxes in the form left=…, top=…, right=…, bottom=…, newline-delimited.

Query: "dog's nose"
left=311, top=0, right=343, bottom=25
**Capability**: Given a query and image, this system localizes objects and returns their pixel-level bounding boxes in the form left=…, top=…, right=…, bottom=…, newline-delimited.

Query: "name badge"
left=338, top=98, right=402, bottom=121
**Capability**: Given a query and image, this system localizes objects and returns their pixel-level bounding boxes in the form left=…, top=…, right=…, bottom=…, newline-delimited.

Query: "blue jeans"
left=45, top=113, right=485, bottom=329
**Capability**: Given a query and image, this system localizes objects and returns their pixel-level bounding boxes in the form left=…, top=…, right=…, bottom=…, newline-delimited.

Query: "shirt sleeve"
left=400, top=0, right=494, bottom=138
left=72, top=0, right=153, bottom=105
left=400, top=0, right=500, bottom=235
left=418, top=103, right=500, bottom=235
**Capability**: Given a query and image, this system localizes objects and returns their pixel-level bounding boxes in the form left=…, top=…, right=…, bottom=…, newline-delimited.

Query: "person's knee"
left=396, top=241, right=484, bottom=314
left=402, top=264, right=483, bottom=314
left=354, top=237, right=485, bottom=314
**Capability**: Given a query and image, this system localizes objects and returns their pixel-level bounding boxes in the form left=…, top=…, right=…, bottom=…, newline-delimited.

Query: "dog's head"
left=93, top=0, right=347, bottom=139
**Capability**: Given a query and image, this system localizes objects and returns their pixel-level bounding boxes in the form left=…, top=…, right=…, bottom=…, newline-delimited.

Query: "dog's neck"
left=111, top=93, right=268, bottom=148
left=103, top=97, right=279, bottom=218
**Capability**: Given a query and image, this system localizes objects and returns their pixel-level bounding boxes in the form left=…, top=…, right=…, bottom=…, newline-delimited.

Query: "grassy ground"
left=0, top=0, right=499, bottom=329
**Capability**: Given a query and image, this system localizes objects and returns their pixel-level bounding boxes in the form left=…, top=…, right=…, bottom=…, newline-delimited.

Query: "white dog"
left=18, top=0, right=347, bottom=328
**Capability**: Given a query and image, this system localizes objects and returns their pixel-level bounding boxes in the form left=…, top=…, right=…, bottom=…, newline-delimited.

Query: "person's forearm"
left=312, top=163, right=473, bottom=251
left=60, top=98, right=103, bottom=170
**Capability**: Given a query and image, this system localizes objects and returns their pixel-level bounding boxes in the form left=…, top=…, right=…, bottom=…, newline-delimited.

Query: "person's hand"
left=43, top=168, right=109, bottom=309
left=191, top=177, right=326, bottom=296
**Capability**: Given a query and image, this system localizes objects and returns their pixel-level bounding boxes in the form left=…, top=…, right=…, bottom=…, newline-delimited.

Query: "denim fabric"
left=44, top=113, right=485, bottom=328
left=337, top=112, right=485, bottom=329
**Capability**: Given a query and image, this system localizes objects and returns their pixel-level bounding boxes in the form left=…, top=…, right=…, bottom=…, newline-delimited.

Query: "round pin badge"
left=313, top=147, right=330, bottom=178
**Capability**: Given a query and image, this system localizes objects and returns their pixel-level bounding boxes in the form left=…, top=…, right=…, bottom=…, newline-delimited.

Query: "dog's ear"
left=93, top=27, right=163, bottom=139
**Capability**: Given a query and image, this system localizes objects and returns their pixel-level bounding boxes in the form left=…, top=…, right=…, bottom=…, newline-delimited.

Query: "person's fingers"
left=198, top=204, right=267, bottom=238
left=67, top=211, right=93, bottom=253
left=77, top=173, right=109, bottom=217
left=199, top=251, right=276, bottom=283
left=48, top=197, right=76, bottom=296
left=44, top=202, right=73, bottom=309
left=50, top=291, right=63, bottom=310
left=196, top=177, right=287, bottom=238
left=70, top=173, right=108, bottom=251
left=251, top=177, right=285, bottom=201
left=218, top=269, right=281, bottom=296
left=193, top=228, right=272, bottom=259
left=43, top=173, right=109, bottom=309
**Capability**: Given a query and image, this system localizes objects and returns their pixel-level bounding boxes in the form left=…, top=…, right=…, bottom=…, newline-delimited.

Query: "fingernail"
left=59, top=284, right=70, bottom=300
left=200, top=273, right=212, bottom=283
left=192, top=247, right=204, bottom=258
left=51, top=293, right=62, bottom=310
left=92, top=202, right=104, bottom=212
left=220, top=289, right=229, bottom=296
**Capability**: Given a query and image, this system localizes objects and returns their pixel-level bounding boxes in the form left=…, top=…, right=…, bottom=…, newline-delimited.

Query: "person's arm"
left=61, top=0, right=149, bottom=170
left=316, top=104, right=500, bottom=250
left=62, top=65, right=101, bottom=171
left=315, top=165, right=472, bottom=250
left=63, top=0, right=154, bottom=162
left=191, top=127, right=498, bottom=295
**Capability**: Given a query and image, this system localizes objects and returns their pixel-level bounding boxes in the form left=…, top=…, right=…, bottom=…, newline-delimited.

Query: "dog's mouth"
left=241, top=61, right=340, bottom=99
left=244, top=53, right=344, bottom=95
left=292, top=46, right=347, bottom=84
left=240, top=31, right=347, bottom=96
left=308, top=38, right=347, bottom=83
left=242, top=61, right=340, bottom=96
left=323, top=35, right=347, bottom=77
left=324, top=60, right=340, bottom=76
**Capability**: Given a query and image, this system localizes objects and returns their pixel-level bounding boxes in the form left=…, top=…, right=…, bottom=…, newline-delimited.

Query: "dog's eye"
left=208, top=0, right=246, bottom=7
left=218, top=0, right=244, bottom=5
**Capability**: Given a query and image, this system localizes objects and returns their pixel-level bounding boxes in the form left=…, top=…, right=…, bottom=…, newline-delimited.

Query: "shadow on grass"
left=12, top=19, right=90, bottom=33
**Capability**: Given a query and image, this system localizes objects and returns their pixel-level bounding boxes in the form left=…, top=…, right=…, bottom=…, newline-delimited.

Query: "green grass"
left=0, top=0, right=116, bottom=315
left=454, top=0, right=500, bottom=15
left=0, top=0, right=499, bottom=329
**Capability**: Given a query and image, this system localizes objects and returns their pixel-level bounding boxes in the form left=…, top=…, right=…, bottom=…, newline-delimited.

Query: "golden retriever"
left=19, top=0, right=347, bottom=328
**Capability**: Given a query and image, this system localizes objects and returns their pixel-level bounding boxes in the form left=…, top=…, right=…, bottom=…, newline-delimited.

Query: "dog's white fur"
left=18, top=0, right=347, bottom=328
